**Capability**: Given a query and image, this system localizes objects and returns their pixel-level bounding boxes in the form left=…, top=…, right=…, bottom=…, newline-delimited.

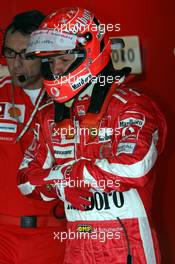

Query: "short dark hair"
left=2, top=10, right=46, bottom=53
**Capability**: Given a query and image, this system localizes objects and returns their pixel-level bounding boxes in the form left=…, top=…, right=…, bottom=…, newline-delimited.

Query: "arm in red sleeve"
left=17, top=119, right=58, bottom=201
left=69, top=95, right=167, bottom=192
left=17, top=114, right=93, bottom=208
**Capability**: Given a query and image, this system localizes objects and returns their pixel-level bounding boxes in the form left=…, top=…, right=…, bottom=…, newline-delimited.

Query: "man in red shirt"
left=0, top=10, right=66, bottom=264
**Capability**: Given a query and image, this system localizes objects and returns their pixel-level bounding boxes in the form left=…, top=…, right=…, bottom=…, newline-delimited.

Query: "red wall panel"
left=0, top=0, right=174, bottom=262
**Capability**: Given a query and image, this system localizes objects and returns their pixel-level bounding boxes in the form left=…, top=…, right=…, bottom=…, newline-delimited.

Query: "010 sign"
left=111, top=36, right=142, bottom=74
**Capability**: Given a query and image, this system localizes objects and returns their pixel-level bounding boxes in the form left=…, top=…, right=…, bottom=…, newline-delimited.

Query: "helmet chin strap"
left=54, top=101, right=70, bottom=123
left=80, top=65, right=131, bottom=128
left=88, top=63, right=131, bottom=114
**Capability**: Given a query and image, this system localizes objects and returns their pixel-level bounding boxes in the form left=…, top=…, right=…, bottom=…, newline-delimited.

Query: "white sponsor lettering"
left=119, top=117, right=144, bottom=128
left=0, top=123, right=17, bottom=133
left=116, top=142, right=136, bottom=155
left=71, top=73, right=93, bottom=90
left=27, top=30, right=77, bottom=53
left=68, top=9, right=91, bottom=34
left=53, top=145, right=74, bottom=158
left=0, top=136, right=13, bottom=141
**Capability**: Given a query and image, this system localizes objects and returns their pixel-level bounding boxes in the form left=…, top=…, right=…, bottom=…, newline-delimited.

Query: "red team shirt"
left=0, top=76, right=66, bottom=264
left=0, top=76, right=60, bottom=216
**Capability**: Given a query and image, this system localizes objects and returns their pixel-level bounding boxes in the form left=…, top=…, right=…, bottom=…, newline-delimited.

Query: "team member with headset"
left=0, top=10, right=66, bottom=264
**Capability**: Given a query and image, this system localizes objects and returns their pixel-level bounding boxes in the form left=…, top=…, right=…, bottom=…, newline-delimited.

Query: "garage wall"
left=0, top=1, right=174, bottom=262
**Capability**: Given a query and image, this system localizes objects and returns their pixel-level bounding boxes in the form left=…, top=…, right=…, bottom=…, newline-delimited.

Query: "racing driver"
left=17, top=7, right=167, bottom=264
